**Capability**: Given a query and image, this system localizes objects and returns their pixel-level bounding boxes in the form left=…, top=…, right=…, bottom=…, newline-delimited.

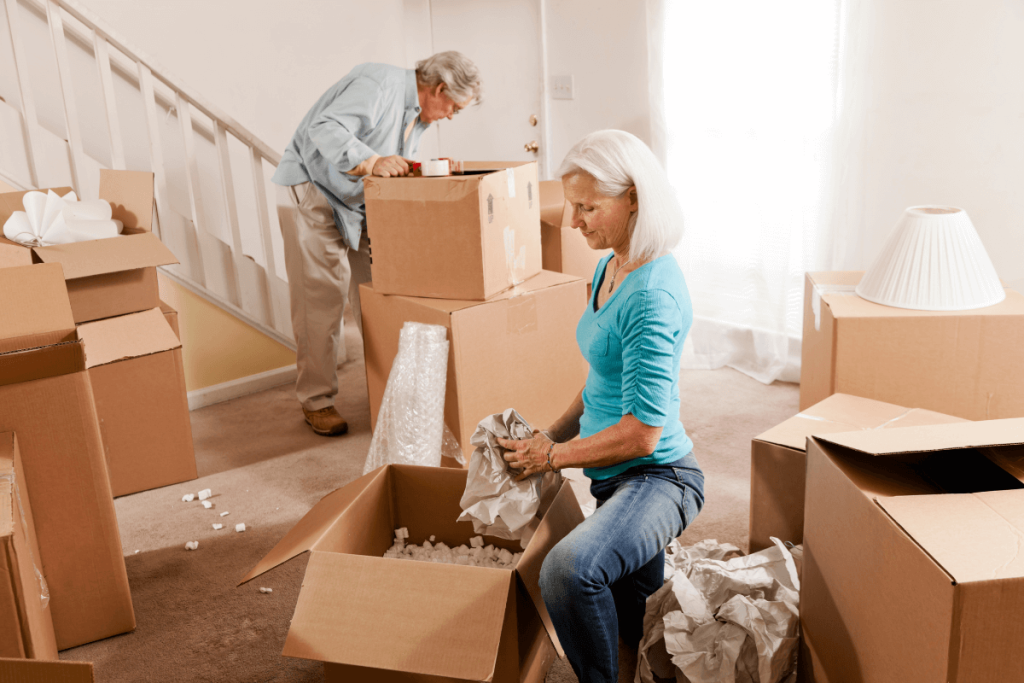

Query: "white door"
left=426, top=0, right=544, bottom=173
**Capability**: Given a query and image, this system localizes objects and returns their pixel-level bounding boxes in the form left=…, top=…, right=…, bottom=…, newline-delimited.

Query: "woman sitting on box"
left=497, top=129, right=703, bottom=683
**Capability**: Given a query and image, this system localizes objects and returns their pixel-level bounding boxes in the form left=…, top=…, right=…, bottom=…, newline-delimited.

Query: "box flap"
left=33, top=232, right=178, bottom=280
left=755, top=394, right=966, bottom=451
left=238, top=466, right=389, bottom=584
left=876, top=489, right=1024, bottom=584
left=0, top=187, right=74, bottom=227
left=283, top=551, right=511, bottom=681
left=384, top=270, right=582, bottom=315
left=539, top=180, right=570, bottom=227
left=0, top=263, right=76, bottom=354
left=516, top=480, right=585, bottom=658
left=99, top=169, right=154, bottom=231
left=0, top=239, right=32, bottom=268
left=0, top=658, right=93, bottom=682
left=0, top=341, right=86, bottom=388
left=816, top=419, right=1024, bottom=457
left=364, top=173, right=482, bottom=203
left=77, top=308, right=180, bottom=369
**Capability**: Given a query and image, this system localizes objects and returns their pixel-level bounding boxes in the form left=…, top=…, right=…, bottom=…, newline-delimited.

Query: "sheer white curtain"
left=650, top=0, right=842, bottom=384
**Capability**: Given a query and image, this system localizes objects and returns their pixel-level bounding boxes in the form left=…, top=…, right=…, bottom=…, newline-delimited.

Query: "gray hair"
left=558, top=130, right=683, bottom=263
left=415, top=51, right=483, bottom=105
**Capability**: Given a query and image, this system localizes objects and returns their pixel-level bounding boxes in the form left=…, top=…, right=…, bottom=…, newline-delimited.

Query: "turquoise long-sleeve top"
left=272, top=63, right=429, bottom=249
left=577, top=253, right=696, bottom=480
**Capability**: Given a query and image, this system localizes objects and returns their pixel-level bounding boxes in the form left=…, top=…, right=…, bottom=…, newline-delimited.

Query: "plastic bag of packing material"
left=458, top=408, right=560, bottom=545
left=637, top=539, right=800, bottom=683
left=3, top=190, right=124, bottom=247
left=363, top=322, right=449, bottom=474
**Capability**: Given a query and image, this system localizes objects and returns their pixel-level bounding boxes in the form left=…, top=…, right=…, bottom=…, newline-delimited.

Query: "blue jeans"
left=540, top=457, right=704, bottom=683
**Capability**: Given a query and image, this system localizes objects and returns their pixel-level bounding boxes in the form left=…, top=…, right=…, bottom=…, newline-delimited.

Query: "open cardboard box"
left=361, top=271, right=589, bottom=462
left=0, top=170, right=179, bottom=323
left=0, top=264, right=134, bottom=649
left=800, top=271, right=1024, bottom=420
left=749, top=393, right=966, bottom=552
left=364, top=161, right=542, bottom=301
left=240, top=464, right=585, bottom=683
left=538, top=180, right=609, bottom=293
left=0, top=433, right=57, bottom=660
left=801, top=418, right=1024, bottom=683
left=77, top=308, right=196, bottom=497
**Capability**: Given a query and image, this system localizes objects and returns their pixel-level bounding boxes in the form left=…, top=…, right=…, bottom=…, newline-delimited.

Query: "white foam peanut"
left=198, top=489, right=212, bottom=500
left=212, top=524, right=223, bottom=530
left=182, top=494, right=195, bottom=502
left=202, top=501, right=213, bottom=509
left=185, top=541, right=199, bottom=551
left=235, top=523, right=246, bottom=533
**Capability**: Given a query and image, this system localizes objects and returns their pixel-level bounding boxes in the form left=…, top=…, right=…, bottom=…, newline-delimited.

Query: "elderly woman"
left=498, top=130, right=703, bottom=683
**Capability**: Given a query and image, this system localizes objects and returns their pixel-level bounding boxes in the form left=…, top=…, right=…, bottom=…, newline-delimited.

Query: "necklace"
left=608, top=256, right=634, bottom=292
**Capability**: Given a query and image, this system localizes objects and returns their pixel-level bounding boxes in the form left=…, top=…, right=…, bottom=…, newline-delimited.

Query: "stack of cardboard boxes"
left=751, top=270, right=1024, bottom=681
left=257, top=162, right=594, bottom=681
left=360, top=162, right=591, bottom=461
left=0, top=171, right=197, bottom=670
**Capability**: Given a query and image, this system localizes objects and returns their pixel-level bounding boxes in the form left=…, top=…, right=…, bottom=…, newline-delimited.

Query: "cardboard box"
left=159, top=300, right=179, bottom=339
left=361, top=271, right=589, bottom=462
left=0, top=657, right=93, bottom=682
left=240, top=464, right=582, bottom=683
left=0, top=264, right=134, bottom=649
left=538, top=180, right=609, bottom=290
left=800, top=271, right=1024, bottom=420
left=0, top=170, right=179, bottom=323
left=0, top=433, right=57, bottom=660
left=749, top=393, right=966, bottom=552
left=77, top=308, right=196, bottom=497
left=801, top=418, right=1024, bottom=683
left=364, top=162, right=542, bottom=300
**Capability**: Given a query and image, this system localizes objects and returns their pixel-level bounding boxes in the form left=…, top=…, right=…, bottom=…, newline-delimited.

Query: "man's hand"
left=372, top=155, right=416, bottom=178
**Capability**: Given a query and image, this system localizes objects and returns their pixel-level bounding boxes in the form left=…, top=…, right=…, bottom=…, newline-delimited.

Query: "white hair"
left=557, top=130, right=683, bottom=262
left=415, top=51, right=483, bottom=105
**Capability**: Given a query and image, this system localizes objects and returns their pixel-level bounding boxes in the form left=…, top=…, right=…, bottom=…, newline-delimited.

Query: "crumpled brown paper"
left=457, top=408, right=559, bottom=546
left=637, top=538, right=801, bottom=683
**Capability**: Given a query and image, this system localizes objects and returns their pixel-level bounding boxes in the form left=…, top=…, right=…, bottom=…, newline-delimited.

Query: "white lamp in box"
left=856, top=206, right=1005, bottom=311
left=3, top=190, right=123, bottom=247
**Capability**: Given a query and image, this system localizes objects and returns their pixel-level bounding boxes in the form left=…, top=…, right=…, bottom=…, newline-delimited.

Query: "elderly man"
left=273, top=52, right=481, bottom=436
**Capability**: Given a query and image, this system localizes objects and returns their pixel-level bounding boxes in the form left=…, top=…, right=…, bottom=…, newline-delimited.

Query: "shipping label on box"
left=361, top=271, right=588, bottom=462
left=0, top=433, right=58, bottom=660
left=801, top=418, right=1024, bottom=683
left=240, top=464, right=583, bottom=683
left=77, top=308, right=196, bottom=497
left=749, top=393, right=966, bottom=552
left=364, top=162, right=542, bottom=301
left=0, top=170, right=178, bottom=323
left=800, top=271, right=1024, bottom=420
left=0, top=265, right=134, bottom=649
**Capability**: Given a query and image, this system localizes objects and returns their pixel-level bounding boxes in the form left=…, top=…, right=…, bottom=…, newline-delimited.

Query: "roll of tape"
left=423, top=159, right=450, bottom=177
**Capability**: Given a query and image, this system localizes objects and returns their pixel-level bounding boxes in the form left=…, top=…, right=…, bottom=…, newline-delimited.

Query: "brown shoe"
left=303, top=406, right=349, bottom=436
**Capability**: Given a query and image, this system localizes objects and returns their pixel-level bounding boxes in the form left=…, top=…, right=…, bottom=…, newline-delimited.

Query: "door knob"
left=524, top=140, right=539, bottom=153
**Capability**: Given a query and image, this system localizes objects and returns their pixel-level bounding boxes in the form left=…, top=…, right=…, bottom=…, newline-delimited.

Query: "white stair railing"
left=0, top=0, right=295, bottom=349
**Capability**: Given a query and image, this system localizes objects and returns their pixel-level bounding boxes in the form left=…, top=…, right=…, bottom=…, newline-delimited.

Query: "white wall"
left=542, top=0, right=651, bottom=175
left=831, top=0, right=1024, bottom=289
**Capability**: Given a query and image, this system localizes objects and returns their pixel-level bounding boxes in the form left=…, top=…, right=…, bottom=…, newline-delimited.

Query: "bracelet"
left=545, top=442, right=558, bottom=472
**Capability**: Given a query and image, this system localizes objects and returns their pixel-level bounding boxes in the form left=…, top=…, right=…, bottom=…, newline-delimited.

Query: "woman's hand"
left=496, top=431, right=555, bottom=482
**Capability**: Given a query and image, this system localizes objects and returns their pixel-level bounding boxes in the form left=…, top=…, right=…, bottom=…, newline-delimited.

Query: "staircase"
left=0, top=0, right=294, bottom=349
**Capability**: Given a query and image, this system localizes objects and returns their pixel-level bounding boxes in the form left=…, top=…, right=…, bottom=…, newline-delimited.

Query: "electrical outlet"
left=552, top=75, right=574, bottom=100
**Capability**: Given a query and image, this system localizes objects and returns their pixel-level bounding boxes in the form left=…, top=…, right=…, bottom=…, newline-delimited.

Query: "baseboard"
left=187, top=364, right=297, bottom=411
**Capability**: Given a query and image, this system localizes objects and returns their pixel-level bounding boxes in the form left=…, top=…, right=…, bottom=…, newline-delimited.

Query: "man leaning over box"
left=273, top=52, right=482, bottom=436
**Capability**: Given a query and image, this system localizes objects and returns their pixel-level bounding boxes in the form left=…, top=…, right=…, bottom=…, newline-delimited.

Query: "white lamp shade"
left=856, top=206, right=1006, bottom=311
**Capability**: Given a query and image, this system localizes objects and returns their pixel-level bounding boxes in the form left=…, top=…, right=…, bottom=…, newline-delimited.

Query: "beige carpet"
left=60, top=322, right=799, bottom=682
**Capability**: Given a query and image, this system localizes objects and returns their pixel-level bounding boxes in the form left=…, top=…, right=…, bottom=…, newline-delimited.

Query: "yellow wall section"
left=157, top=274, right=295, bottom=392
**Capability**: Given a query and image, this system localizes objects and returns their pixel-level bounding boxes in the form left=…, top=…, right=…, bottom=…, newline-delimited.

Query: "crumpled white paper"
left=457, top=408, right=559, bottom=546
left=637, top=538, right=800, bottom=683
left=3, top=190, right=123, bottom=247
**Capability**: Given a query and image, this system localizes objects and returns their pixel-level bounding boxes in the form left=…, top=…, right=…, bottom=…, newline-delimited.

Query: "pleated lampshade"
left=856, top=206, right=1005, bottom=311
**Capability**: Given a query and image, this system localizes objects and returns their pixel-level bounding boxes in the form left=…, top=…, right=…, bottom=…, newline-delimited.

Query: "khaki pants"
left=276, top=182, right=371, bottom=411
